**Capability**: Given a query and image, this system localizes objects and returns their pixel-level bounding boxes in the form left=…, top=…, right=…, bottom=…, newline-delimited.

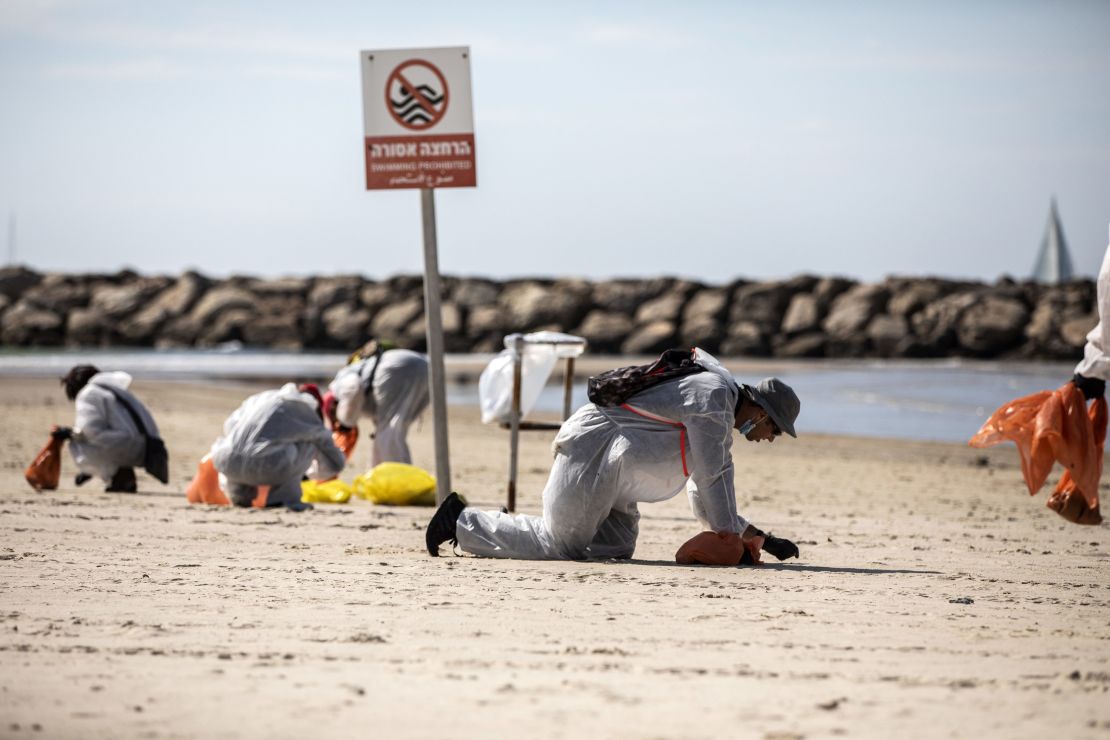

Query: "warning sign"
left=360, top=47, right=476, bottom=190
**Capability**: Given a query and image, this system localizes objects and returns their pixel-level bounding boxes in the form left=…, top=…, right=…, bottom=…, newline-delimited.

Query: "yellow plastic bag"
left=352, top=462, right=436, bottom=506
left=300, top=478, right=354, bottom=504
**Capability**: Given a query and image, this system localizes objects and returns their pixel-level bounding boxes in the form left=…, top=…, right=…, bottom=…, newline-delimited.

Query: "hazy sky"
left=1, top=0, right=1108, bottom=284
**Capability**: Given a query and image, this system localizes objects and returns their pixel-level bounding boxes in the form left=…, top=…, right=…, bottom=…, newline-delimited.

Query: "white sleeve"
left=1075, top=226, right=1110, bottom=380
left=681, top=398, right=748, bottom=535
left=331, top=370, right=366, bottom=428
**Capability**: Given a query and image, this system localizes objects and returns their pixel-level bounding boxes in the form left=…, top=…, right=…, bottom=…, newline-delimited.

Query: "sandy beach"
left=1, top=375, right=1108, bottom=739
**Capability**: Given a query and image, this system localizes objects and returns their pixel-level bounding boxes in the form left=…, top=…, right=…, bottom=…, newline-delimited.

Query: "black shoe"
left=74, top=473, right=92, bottom=487
left=106, top=467, right=137, bottom=493
left=762, top=533, right=800, bottom=561
left=425, top=492, right=467, bottom=557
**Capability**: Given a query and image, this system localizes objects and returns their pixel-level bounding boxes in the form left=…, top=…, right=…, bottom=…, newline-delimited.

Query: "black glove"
left=51, top=426, right=73, bottom=441
left=1072, top=373, right=1105, bottom=401
left=762, top=533, right=800, bottom=561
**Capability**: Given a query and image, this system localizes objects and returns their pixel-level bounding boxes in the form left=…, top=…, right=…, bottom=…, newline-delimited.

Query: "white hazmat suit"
left=456, top=350, right=749, bottom=560
left=327, top=349, right=429, bottom=466
left=69, top=371, right=160, bottom=482
left=211, top=384, right=345, bottom=510
left=1075, top=226, right=1110, bottom=382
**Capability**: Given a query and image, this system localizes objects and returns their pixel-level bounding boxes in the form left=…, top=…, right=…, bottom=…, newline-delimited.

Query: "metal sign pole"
left=420, top=187, right=452, bottom=505
left=507, top=335, right=523, bottom=512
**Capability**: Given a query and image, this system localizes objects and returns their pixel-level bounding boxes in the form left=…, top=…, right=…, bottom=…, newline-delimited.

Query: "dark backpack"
left=587, top=348, right=707, bottom=407
left=104, top=386, right=170, bottom=484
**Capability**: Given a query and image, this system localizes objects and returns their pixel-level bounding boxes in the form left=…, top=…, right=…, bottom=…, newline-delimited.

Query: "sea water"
left=0, top=348, right=1071, bottom=444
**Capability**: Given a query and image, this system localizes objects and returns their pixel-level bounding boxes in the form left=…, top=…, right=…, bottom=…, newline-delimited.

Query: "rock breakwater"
left=0, top=267, right=1095, bottom=360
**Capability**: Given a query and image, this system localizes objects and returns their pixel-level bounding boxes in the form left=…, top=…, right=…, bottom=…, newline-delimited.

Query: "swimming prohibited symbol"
left=385, top=59, right=449, bottom=131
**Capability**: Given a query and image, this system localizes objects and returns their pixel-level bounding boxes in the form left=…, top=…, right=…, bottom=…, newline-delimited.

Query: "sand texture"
left=1, top=376, right=1109, bottom=739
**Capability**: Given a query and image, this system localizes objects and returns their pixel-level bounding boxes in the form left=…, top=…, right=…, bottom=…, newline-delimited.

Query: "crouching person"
left=211, top=383, right=344, bottom=512
left=324, top=342, right=429, bottom=466
left=426, top=350, right=802, bottom=562
left=53, top=364, right=163, bottom=493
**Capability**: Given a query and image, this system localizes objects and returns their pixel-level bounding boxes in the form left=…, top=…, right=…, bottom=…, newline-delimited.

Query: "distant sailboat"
left=1031, top=198, right=1074, bottom=284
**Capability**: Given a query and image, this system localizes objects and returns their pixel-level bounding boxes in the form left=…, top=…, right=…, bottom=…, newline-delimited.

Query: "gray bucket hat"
left=746, top=377, right=800, bottom=438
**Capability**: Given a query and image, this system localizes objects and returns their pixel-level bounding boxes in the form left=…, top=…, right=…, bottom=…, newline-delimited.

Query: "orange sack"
left=675, top=531, right=762, bottom=566
left=969, top=382, right=1104, bottom=525
left=185, top=456, right=268, bottom=507
left=333, top=425, right=359, bottom=460
left=25, top=435, right=64, bottom=492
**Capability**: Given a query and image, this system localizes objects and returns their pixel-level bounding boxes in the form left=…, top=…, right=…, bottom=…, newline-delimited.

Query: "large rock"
left=499, top=281, right=590, bottom=330
left=1023, top=283, right=1096, bottom=358
left=910, top=291, right=980, bottom=354
left=575, top=310, right=634, bottom=353
left=635, top=288, right=689, bottom=324
left=730, top=281, right=795, bottom=333
left=152, top=272, right=209, bottom=318
left=0, top=267, right=42, bottom=301
left=371, top=296, right=424, bottom=339
left=956, top=296, right=1029, bottom=355
left=404, top=303, right=467, bottom=351
left=242, top=314, right=303, bottom=350
left=196, top=308, right=255, bottom=346
left=621, top=320, right=676, bottom=355
left=592, top=279, right=669, bottom=314
left=451, top=278, right=500, bottom=309
left=822, top=284, right=889, bottom=339
left=189, top=286, right=255, bottom=326
left=719, top=321, right=769, bottom=357
left=812, top=277, right=855, bottom=309
left=89, top=277, right=171, bottom=319
left=65, top=307, right=112, bottom=346
left=156, top=316, right=201, bottom=347
left=887, top=280, right=948, bottom=318
left=466, top=304, right=508, bottom=337
left=678, top=315, right=724, bottom=352
left=21, top=276, right=90, bottom=314
left=1060, top=314, right=1097, bottom=350
left=309, top=276, right=363, bottom=311
left=683, top=288, right=728, bottom=322
left=1, top=301, right=65, bottom=345
left=781, top=293, right=822, bottom=335
left=322, top=302, right=372, bottom=347
left=866, top=314, right=911, bottom=357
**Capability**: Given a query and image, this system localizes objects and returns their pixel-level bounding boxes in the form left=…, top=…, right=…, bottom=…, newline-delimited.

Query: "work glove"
left=322, top=391, right=339, bottom=427
left=1072, top=373, right=1106, bottom=401
left=761, top=533, right=800, bottom=561
left=51, top=425, right=73, bottom=441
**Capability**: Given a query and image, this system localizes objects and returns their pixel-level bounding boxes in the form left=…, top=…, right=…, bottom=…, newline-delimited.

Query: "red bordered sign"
left=360, top=47, right=476, bottom=190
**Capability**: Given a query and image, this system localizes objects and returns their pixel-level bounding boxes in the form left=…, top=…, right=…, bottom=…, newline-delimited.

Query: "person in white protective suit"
left=1071, top=226, right=1110, bottom=402
left=210, top=383, right=345, bottom=512
left=425, top=349, right=802, bottom=561
left=51, top=365, right=162, bottom=493
left=322, top=346, right=429, bottom=466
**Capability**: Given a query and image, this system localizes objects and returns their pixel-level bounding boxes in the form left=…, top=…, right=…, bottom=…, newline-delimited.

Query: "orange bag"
left=676, top=531, right=762, bottom=566
left=185, top=456, right=267, bottom=507
left=333, top=425, right=359, bottom=460
left=25, top=435, right=64, bottom=491
left=970, top=382, right=1104, bottom=525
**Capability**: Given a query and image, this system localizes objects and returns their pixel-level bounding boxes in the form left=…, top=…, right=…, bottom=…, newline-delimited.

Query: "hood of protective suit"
left=88, top=371, right=134, bottom=391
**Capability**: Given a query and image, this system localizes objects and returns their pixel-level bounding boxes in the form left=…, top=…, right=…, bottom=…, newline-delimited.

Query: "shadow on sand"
left=625, top=559, right=941, bottom=576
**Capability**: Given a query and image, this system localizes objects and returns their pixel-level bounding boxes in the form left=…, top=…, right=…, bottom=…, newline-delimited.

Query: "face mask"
left=737, top=415, right=763, bottom=436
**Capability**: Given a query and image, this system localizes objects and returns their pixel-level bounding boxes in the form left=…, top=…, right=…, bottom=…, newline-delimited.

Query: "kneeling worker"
left=324, top=341, right=430, bottom=466
left=52, top=364, right=165, bottom=492
left=211, top=383, right=345, bottom=512
left=426, top=349, right=801, bottom=561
